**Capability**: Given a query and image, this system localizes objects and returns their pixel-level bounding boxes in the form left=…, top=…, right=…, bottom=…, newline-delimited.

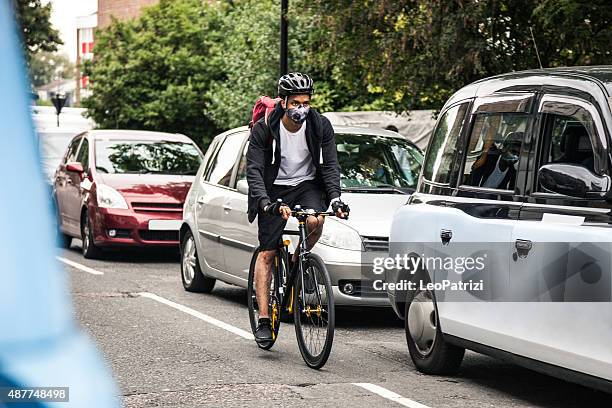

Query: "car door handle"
left=440, top=229, right=452, bottom=245
left=515, top=239, right=533, bottom=258
left=223, top=204, right=232, bottom=212
left=196, top=196, right=205, bottom=205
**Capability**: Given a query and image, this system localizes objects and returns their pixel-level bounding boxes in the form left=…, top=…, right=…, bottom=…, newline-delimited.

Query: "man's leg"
left=291, top=181, right=327, bottom=263
left=254, top=249, right=275, bottom=318
left=254, top=198, right=288, bottom=343
left=291, top=215, right=325, bottom=263
left=305, top=215, right=325, bottom=249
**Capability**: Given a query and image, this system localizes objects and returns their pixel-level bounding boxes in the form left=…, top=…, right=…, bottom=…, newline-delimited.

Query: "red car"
left=53, top=130, right=203, bottom=258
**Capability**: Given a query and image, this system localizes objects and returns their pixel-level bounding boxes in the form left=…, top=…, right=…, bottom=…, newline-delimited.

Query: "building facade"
left=74, top=0, right=161, bottom=103
left=97, top=0, right=159, bottom=28
left=75, top=12, right=97, bottom=104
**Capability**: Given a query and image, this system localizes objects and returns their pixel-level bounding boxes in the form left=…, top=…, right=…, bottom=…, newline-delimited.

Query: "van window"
left=422, top=103, right=469, bottom=184
left=461, top=113, right=528, bottom=191
left=544, top=117, right=595, bottom=169
left=536, top=99, right=599, bottom=192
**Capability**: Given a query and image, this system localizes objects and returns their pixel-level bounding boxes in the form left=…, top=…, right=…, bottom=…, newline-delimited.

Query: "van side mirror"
left=236, top=179, right=249, bottom=195
left=538, top=163, right=610, bottom=199
left=66, top=162, right=84, bottom=174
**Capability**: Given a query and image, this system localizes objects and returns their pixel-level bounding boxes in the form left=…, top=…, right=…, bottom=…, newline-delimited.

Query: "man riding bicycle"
left=246, top=72, right=349, bottom=344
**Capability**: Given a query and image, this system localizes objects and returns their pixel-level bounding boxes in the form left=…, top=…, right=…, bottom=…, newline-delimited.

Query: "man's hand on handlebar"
left=331, top=199, right=350, bottom=220
left=263, top=199, right=291, bottom=220
left=278, top=205, right=291, bottom=220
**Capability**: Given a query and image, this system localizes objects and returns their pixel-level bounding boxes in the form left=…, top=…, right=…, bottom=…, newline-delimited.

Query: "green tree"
left=14, top=0, right=62, bottom=63
left=534, top=0, right=612, bottom=66
left=83, top=0, right=226, bottom=146
left=300, top=0, right=612, bottom=111
left=85, top=0, right=340, bottom=141
left=84, top=0, right=612, bottom=143
left=204, top=0, right=334, bottom=129
left=30, top=52, right=74, bottom=87
left=204, top=0, right=282, bottom=129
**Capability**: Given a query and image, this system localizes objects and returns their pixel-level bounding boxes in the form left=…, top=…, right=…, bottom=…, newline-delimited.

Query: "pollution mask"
left=286, top=105, right=310, bottom=124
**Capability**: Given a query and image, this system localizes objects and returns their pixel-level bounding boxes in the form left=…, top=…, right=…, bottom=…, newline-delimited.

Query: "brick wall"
left=97, top=0, right=159, bottom=28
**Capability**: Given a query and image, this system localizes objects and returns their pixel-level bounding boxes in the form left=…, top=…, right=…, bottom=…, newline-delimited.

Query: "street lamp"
left=51, top=93, right=67, bottom=127
left=280, top=0, right=288, bottom=76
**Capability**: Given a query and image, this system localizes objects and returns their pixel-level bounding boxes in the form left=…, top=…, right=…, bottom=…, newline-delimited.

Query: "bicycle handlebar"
left=273, top=199, right=349, bottom=220
left=291, top=208, right=336, bottom=217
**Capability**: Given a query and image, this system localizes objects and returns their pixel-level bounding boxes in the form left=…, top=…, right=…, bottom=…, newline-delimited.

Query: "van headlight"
left=318, top=219, right=363, bottom=251
left=96, top=184, right=128, bottom=209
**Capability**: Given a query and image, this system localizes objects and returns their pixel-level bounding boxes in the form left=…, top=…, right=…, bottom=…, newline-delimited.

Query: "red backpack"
left=249, top=96, right=281, bottom=129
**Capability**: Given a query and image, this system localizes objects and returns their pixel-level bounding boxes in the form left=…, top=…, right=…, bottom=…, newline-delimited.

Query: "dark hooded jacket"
left=246, top=103, right=341, bottom=223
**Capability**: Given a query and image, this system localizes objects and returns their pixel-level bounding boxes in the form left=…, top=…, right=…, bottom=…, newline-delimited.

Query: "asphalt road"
left=60, top=242, right=612, bottom=408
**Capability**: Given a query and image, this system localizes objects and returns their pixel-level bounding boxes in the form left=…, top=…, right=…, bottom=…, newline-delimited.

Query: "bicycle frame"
left=279, top=208, right=334, bottom=315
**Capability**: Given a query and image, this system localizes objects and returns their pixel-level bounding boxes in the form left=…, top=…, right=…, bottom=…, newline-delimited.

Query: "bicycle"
left=247, top=203, right=339, bottom=369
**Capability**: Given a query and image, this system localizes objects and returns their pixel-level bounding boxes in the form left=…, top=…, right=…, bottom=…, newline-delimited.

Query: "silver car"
left=180, top=125, right=423, bottom=306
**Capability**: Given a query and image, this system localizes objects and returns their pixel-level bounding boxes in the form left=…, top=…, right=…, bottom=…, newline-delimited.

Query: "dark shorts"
left=257, top=180, right=326, bottom=251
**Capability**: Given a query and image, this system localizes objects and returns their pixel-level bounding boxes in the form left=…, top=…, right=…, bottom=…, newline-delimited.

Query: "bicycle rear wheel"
left=293, top=253, right=335, bottom=369
left=248, top=247, right=281, bottom=350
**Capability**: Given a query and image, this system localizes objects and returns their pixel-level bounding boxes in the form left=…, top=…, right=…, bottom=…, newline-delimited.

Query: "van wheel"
left=81, top=210, right=103, bottom=259
left=405, top=287, right=465, bottom=374
left=181, top=230, right=215, bottom=293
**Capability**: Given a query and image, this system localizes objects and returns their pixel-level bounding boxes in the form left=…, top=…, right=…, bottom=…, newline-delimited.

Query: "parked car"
left=53, top=130, right=203, bottom=258
left=180, top=125, right=423, bottom=306
left=386, top=66, right=612, bottom=392
left=38, top=128, right=88, bottom=241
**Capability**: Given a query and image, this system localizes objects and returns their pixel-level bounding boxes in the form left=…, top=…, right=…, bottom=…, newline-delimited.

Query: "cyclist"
left=246, top=72, right=349, bottom=344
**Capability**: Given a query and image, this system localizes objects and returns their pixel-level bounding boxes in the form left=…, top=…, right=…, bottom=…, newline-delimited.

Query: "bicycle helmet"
left=277, top=72, right=314, bottom=97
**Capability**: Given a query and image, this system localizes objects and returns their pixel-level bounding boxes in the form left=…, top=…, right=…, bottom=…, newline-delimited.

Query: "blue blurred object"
left=0, top=2, right=119, bottom=407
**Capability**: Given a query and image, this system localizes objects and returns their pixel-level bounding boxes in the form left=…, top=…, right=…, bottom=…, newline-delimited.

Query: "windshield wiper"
left=376, top=184, right=412, bottom=194
left=123, top=169, right=155, bottom=174
left=342, top=185, right=408, bottom=194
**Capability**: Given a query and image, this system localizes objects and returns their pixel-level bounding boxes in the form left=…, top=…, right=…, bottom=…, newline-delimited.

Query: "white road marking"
left=352, top=383, right=431, bottom=408
left=60, top=260, right=427, bottom=401
left=137, top=292, right=254, bottom=340
left=56, top=256, right=104, bottom=275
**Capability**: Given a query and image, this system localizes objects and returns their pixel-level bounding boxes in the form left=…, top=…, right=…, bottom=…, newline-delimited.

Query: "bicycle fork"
left=279, top=219, right=325, bottom=317
left=295, top=220, right=325, bottom=318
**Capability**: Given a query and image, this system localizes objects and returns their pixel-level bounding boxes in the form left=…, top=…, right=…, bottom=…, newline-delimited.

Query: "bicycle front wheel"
left=293, top=253, right=335, bottom=369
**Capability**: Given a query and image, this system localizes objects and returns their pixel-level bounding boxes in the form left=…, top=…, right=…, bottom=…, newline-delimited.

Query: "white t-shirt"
left=274, top=121, right=316, bottom=186
left=482, top=157, right=508, bottom=188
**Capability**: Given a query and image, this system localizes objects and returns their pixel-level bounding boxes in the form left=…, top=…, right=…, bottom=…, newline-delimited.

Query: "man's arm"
left=319, top=117, right=341, bottom=201
left=246, top=123, right=271, bottom=210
